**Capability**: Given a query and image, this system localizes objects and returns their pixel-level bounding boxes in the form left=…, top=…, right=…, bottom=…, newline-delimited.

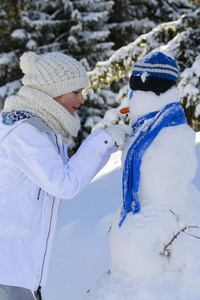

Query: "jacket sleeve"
left=4, top=123, right=117, bottom=199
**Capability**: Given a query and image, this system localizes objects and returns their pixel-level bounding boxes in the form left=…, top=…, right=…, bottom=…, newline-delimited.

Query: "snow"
left=26, top=39, right=37, bottom=51
left=84, top=87, right=200, bottom=299
left=82, top=11, right=109, bottom=23
left=43, top=87, right=200, bottom=300
left=195, top=132, right=200, bottom=145
left=0, top=81, right=21, bottom=99
left=0, top=80, right=22, bottom=109
left=11, top=29, right=28, bottom=40
left=0, top=52, right=17, bottom=67
left=177, top=56, right=200, bottom=114
left=82, top=30, right=110, bottom=42
left=141, top=71, right=149, bottom=82
left=92, top=108, right=120, bottom=130
left=1, top=3, right=200, bottom=297
left=128, top=87, right=180, bottom=125
left=43, top=152, right=122, bottom=300
left=43, top=130, right=200, bottom=300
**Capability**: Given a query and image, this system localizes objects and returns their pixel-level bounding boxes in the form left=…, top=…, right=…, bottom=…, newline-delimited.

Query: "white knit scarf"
left=3, top=86, right=81, bottom=141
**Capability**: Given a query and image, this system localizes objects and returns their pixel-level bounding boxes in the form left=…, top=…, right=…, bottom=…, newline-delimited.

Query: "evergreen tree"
left=0, top=0, right=28, bottom=85
left=68, top=0, right=114, bottom=69
left=108, top=0, right=193, bottom=50
left=87, top=8, right=200, bottom=133
left=0, top=0, right=199, bottom=150
left=0, top=0, right=114, bottom=109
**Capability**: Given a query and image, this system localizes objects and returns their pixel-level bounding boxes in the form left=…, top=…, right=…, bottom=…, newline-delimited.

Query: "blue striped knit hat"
left=130, top=52, right=179, bottom=95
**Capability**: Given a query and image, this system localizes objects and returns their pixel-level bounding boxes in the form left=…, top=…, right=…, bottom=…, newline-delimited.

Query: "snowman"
left=84, top=52, right=200, bottom=300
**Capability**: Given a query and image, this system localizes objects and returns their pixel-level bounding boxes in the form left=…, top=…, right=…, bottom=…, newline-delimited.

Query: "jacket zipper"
left=37, top=188, right=41, bottom=200
left=37, top=134, right=60, bottom=291
left=38, top=196, right=55, bottom=290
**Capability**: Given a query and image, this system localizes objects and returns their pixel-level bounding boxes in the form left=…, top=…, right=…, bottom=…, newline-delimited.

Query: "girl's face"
left=54, top=89, right=85, bottom=116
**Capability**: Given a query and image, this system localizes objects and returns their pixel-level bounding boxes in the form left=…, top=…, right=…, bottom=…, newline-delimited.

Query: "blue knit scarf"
left=119, top=102, right=187, bottom=227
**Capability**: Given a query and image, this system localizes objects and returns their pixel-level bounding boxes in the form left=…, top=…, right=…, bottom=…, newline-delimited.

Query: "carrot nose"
left=120, top=107, right=130, bottom=114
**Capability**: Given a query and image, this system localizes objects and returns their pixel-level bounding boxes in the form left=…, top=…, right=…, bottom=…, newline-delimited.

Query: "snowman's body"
left=110, top=87, right=198, bottom=281
left=85, top=87, right=200, bottom=300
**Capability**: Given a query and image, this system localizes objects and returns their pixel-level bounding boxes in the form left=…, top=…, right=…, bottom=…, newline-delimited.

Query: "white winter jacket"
left=0, top=114, right=116, bottom=291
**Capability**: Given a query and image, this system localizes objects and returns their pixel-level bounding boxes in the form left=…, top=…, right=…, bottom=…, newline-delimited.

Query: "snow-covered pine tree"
left=0, top=0, right=114, bottom=111
left=190, top=0, right=200, bottom=6
left=0, top=0, right=27, bottom=85
left=85, top=7, right=200, bottom=135
left=68, top=0, right=114, bottom=70
left=0, top=0, right=199, bottom=150
left=108, top=0, right=193, bottom=51
left=19, top=0, right=73, bottom=54
left=178, top=55, right=200, bottom=130
left=0, top=0, right=68, bottom=108
left=78, top=0, right=199, bottom=148
left=0, top=0, right=29, bottom=107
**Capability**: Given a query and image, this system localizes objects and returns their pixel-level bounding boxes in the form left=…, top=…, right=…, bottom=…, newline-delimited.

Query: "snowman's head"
left=120, top=51, right=180, bottom=124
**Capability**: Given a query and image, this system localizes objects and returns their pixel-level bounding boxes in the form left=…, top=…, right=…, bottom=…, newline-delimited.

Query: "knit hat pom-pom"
left=20, top=52, right=39, bottom=75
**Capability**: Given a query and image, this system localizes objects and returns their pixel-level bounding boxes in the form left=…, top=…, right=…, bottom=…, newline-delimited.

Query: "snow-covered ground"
left=43, top=136, right=200, bottom=300
left=43, top=151, right=122, bottom=300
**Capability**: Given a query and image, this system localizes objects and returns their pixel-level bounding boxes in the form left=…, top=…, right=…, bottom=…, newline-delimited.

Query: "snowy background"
left=1, top=0, right=200, bottom=151
left=43, top=151, right=122, bottom=300
left=43, top=135, right=200, bottom=300
left=1, top=1, right=200, bottom=298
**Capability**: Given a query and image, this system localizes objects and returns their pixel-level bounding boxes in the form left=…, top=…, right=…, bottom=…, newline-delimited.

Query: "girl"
left=0, top=51, right=132, bottom=300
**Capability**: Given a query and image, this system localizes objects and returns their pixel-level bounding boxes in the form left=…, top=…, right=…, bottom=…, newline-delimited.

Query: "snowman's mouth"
left=120, top=107, right=130, bottom=114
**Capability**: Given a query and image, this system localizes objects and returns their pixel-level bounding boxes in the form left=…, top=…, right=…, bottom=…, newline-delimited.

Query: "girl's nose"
left=78, top=94, right=85, bottom=104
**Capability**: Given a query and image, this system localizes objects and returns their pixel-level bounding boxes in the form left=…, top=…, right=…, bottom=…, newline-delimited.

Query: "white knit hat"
left=19, top=51, right=89, bottom=98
